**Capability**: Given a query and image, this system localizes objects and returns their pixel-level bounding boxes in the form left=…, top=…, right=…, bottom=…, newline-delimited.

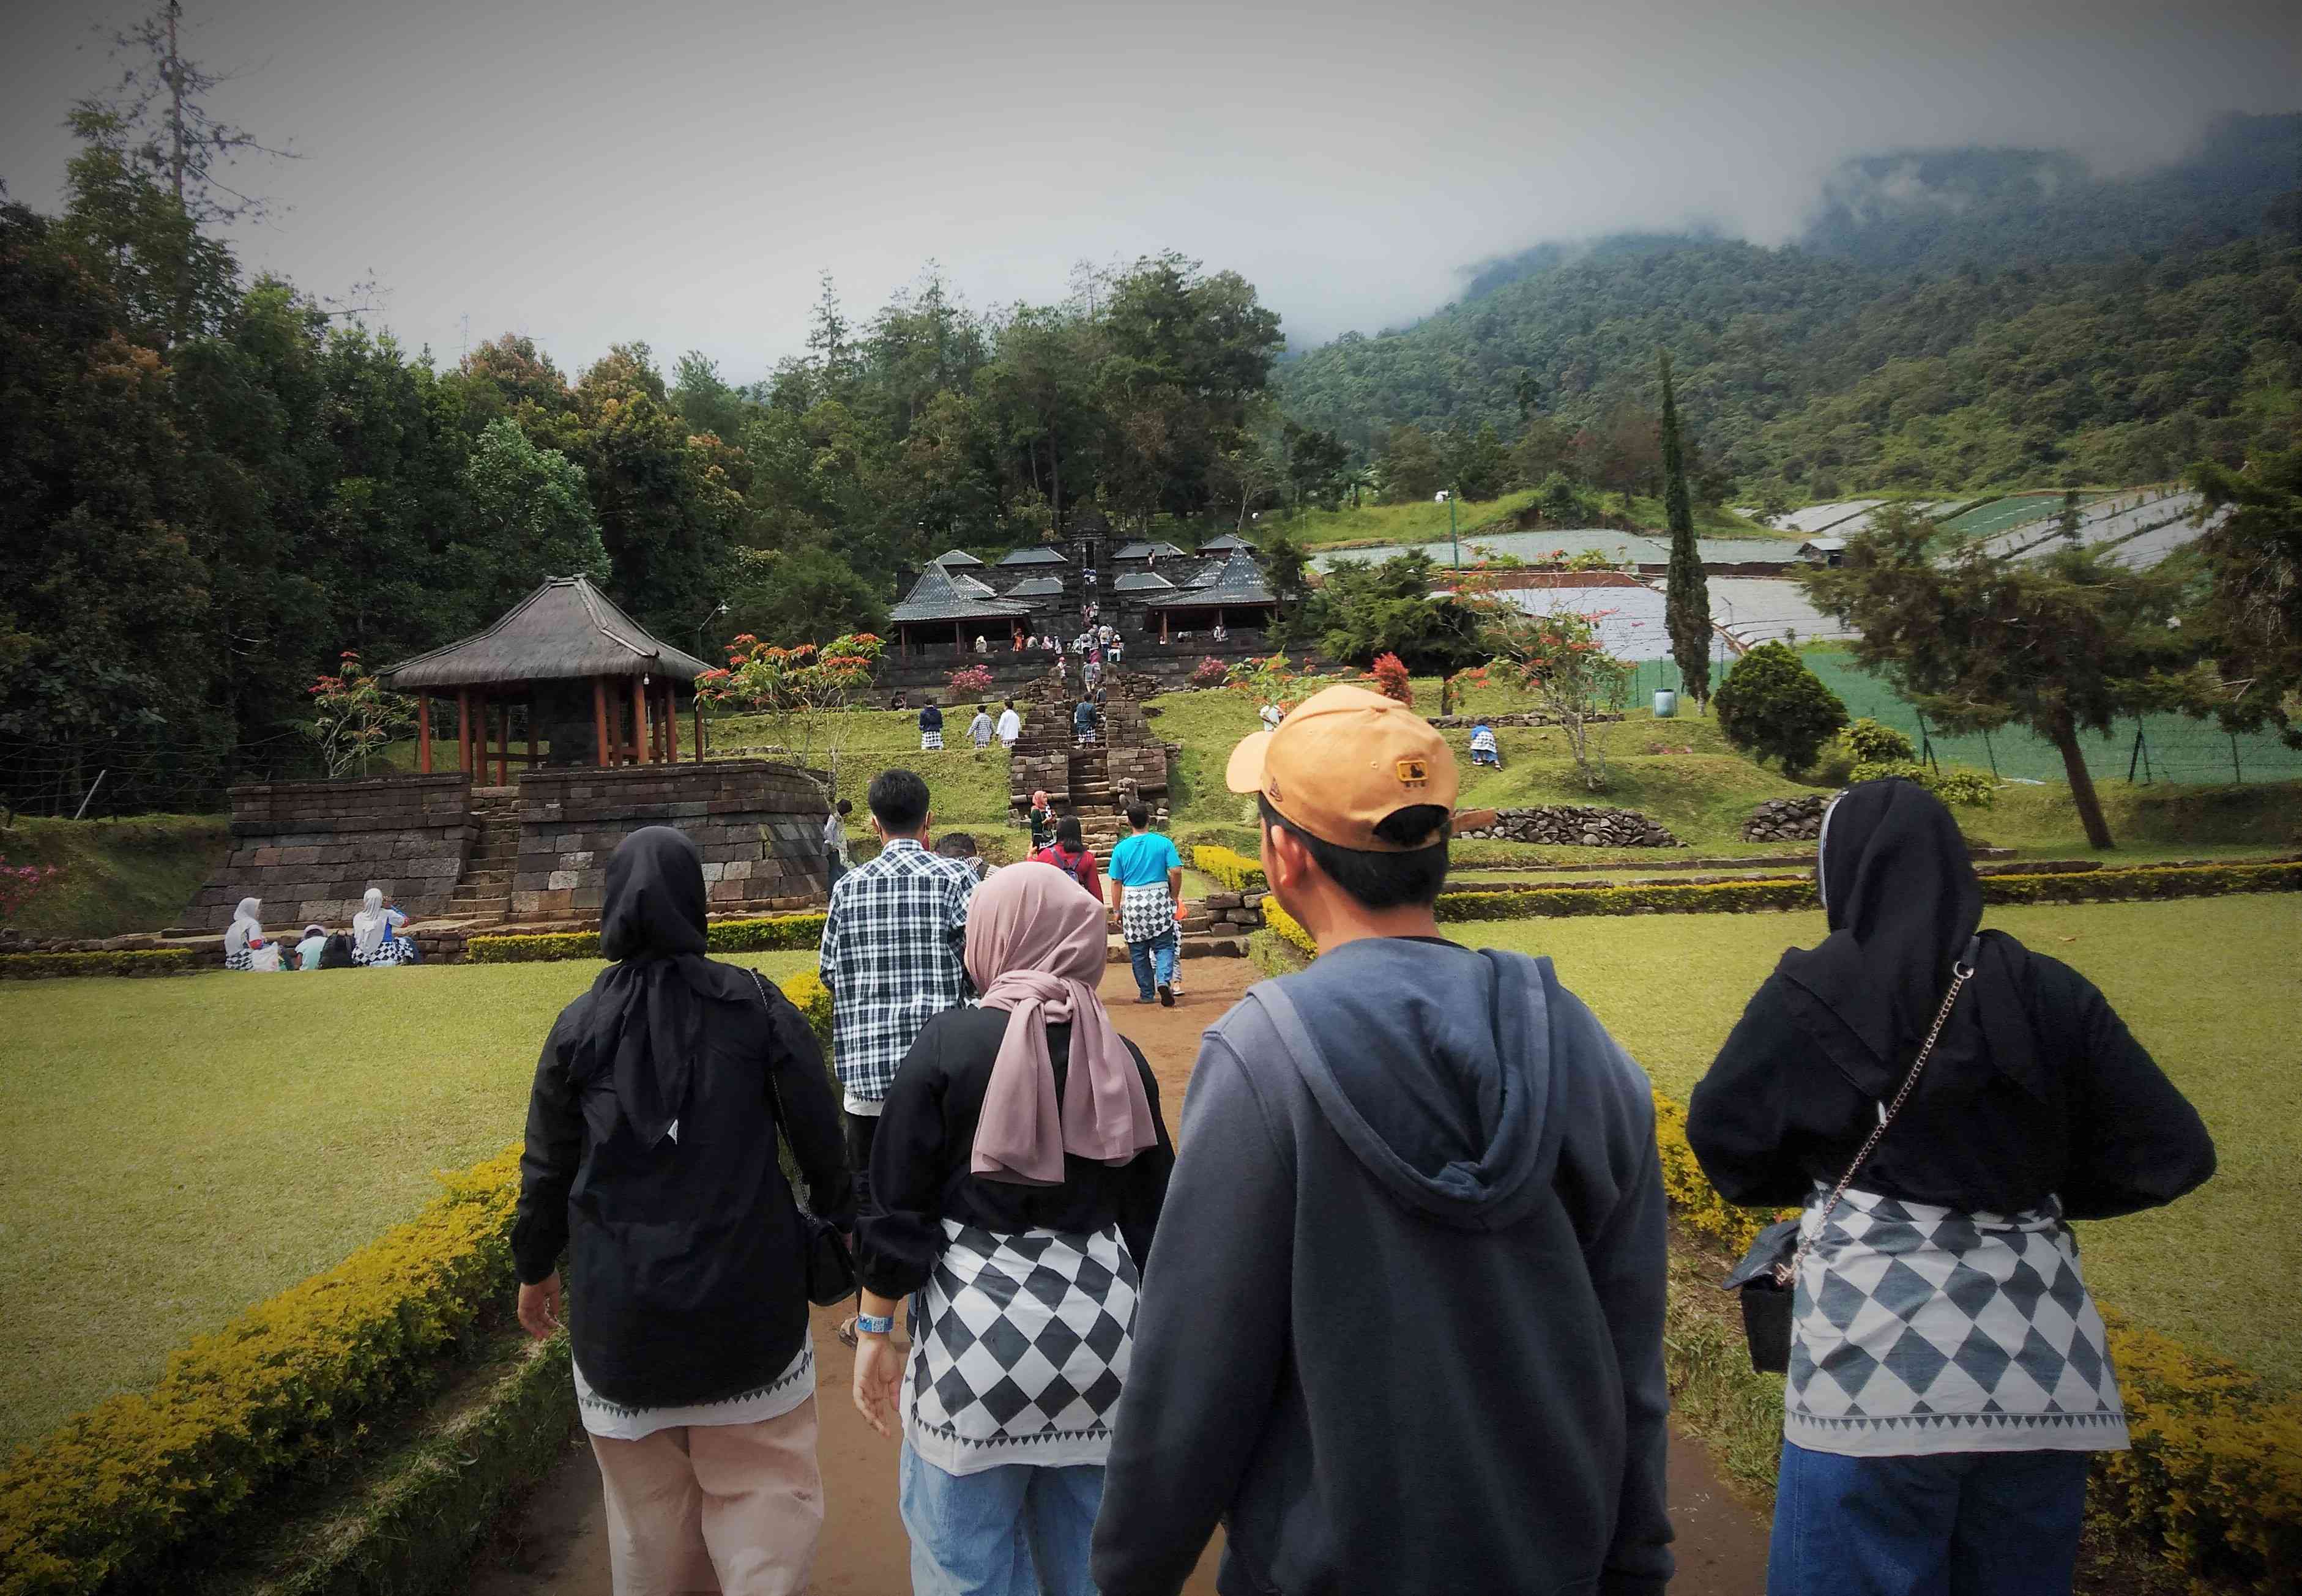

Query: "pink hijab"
left=967, top=863, right=1157, bottom=1186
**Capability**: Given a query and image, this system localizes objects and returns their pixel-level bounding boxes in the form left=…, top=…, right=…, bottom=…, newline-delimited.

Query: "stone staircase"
left=446, top=791, right=521, bottom=925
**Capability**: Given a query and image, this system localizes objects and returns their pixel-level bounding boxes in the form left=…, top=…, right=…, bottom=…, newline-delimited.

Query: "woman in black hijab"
left=513, top=826, right=854, bottom=1596
left=1689, top=779, right=2213, bottom=1596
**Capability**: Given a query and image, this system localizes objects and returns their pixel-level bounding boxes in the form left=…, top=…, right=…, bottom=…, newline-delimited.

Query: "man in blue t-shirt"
left=1105, top=803, right=1183, bottom=1006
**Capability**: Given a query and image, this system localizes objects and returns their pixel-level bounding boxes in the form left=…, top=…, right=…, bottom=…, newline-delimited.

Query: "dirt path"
left=465, top=957, right=1770, bottom=1594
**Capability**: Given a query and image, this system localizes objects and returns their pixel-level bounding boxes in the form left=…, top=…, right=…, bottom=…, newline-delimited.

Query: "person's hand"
left=853, top=1333, right=903, bottom=1439
left=518, top=1273, right=563, bottom=1341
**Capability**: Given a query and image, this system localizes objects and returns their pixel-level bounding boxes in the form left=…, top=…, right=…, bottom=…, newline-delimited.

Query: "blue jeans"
left=898, top=1442, right=1104, bottom=1596
left=1127, top=930, right=1177, bottom=1001
left=1768, top=1441, right=2092, bottom=1596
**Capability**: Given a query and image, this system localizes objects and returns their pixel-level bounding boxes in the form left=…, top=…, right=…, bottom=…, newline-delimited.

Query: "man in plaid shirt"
left=818, top=767, right=977, bottom=1231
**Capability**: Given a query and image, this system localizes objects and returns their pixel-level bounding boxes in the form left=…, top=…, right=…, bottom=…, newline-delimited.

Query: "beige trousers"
left=588, top=1397, right=824, bottom=1596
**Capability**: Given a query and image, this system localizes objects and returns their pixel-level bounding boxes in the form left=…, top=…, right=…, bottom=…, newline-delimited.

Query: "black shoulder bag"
left=750, top=970, right=860, bottom=1307
left=1722, top=937, right=1980, bottom=1374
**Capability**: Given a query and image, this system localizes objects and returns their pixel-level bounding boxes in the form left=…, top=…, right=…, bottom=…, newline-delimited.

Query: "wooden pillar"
left=592, top=677, right=611, bottom=768
left=457, top=690, right=472, bottom=774
left=417, top=695, right=432, bottom=774
left=1160, top=612, right=1169, bottom=644
left=631, top=676, right=649, bottom=765
left=692, top=701, right=706, bottom=763
left=664, top=684, right=680, bottom=762
left=526, top=697, right=537, bottom=778
left=496, top=698, right=510, bottom=787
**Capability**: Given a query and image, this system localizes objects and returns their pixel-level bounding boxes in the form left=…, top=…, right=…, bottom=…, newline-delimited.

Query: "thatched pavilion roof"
left=889, top=562, right=1032, bottom=625
left=384, top=576, right=713, bottom=690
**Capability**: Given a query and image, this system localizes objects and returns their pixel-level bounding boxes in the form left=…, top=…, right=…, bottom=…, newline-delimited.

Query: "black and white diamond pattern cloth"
left=1785, top=1187, right=2129, bottom=1458
left=903, top=1219, right=1139, bottom=1476
left=1119, top=884, right=1173, bottom=946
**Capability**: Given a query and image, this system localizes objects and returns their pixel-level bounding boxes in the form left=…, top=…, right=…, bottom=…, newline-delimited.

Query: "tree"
left=1712, top=642, right=1848, bottom=773
left=1584, top=402, right=1662, bottom=510
left=304, top=650, right=413, bottom=778
left=2058, top=488, right=2084, bottom=541
left=1379, top=425, right=1448, bottom=502
left=1478, top=607, right=1632, bottom=791
left=695, top=633, right=884, bottom=802
left=460, top=418, right=609, bottom=617
left=1283, top=423, right=1350, bottom=511
left=720, top=546, right=887, bottom=649
left=1307, top=554, right=1487, bottom=677
left=1659, top=352, right=1713, bottom=706
left=1447, top=423, right=1511, bottom=502
left=2190, top=450, right=2302, bottom=746
left=1802, top=506, right=2201, bottom=849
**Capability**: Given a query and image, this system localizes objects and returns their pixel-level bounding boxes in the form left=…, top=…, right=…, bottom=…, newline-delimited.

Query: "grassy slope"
left=1, top=815, right=231, bottom=940
left=1275, top=489, right=1773, bottom=550
left=1459, top=896, right=2302, bottom=1387
left=0, top=951, right=816, bottom=1450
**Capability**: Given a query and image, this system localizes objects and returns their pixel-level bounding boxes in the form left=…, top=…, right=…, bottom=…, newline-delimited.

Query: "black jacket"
left=857, top=1006, right=1173, bottom=1299
left=513, top=971, right=855, bottom=1408
left=1688, top=946, right=2214, bottom=1217
left=1092, top=938, right=1673, bottom=1596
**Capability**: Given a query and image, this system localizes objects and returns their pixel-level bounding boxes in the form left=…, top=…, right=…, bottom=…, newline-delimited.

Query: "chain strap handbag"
left=750, top=970, right=860, bottom=1307
left=1722, top=936, right=1981, bottom=1374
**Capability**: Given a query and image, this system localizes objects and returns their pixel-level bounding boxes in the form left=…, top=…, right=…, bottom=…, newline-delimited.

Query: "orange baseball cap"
left=1225, top=685, right=1459, bottom=852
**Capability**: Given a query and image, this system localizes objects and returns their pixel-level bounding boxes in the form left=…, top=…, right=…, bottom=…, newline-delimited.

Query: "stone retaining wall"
left=1425, top=712, right=1628, bottom=729
left=185, top=774, right=474, bottom=932
left=1453, top=806, right=1682, bottom=847
left=512, top=761, right=827, bottom=919
left=1743, top=794, right=1831, bottom=841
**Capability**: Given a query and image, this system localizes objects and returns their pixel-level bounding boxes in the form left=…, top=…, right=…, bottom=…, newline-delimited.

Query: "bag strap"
left=1774, top=935, right=1983, bottom=1289
left=748, top=968, right=793, bottom=1136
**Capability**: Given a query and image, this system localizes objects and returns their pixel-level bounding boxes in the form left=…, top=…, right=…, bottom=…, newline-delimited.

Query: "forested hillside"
left=1278, top=113, right=2301, bottom=496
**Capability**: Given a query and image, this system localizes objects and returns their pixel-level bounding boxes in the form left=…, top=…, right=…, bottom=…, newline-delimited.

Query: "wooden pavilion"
left=887, top=562, right=1032, bottom=658
left=383, top=576, right=716, bottom=781
left=1145, top=549, right=1280, bottom=642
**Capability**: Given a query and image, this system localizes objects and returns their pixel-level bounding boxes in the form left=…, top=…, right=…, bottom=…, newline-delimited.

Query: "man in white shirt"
left=996, top=700, right=1022, bottom=748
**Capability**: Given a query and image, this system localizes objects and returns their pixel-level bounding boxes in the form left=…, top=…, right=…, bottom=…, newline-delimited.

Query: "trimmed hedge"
left=1192, top=845, right=1267, bottom=894
left=1263, top=899, right=1316, bottom=959
left=1434, top=861, right=2301, bottom=922
left=466, top=911, right=829, bottom=964
left=0, top=971, right=830, bottom=1596
left=0, top=950, right=199, bottom=981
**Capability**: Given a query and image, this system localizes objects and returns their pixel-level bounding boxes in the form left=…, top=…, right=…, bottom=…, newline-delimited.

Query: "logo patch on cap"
left=1396, top=759, right=1428, bottom=787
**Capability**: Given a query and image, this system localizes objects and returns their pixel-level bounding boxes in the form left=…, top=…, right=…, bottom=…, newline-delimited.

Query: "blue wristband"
left=855, top=1313, right=895, bottom=1337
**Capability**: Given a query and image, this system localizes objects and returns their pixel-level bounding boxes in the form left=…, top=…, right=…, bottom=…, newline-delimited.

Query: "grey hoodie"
left=1092, top=937, right=1673, bottom=1596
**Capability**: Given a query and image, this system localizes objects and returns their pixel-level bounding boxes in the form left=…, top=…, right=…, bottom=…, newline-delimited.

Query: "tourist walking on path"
left=1688, top=778, right=2214, bottom=1596
left=1092, top=685, right=1675, bottom=1595
left=918, top=699, right=944, bottom=751
left=852, top=863, right=1173, bottom=1596
left=1104, top=803, right=1182, bottom=1008
left=969, top=704, right=995, bottom=752
left=1027, top=790, right=1057, bottom=853
left=822, top=800, right=852, bottom=893
left=818, top=770, right=978, bottom=1335
left=513, top=826, right=855, bottom=1596
left=1072, top=697, right=1098, bottom=746
left=997, top=700, right=1022, bottom=749
left=1032, top=814, right=1103, bottom=899
left=352, top=886, right=410, bottom=966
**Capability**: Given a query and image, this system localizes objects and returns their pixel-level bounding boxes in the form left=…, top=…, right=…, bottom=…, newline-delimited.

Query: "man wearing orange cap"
left=1093, top=684, right=1674, bottom=1596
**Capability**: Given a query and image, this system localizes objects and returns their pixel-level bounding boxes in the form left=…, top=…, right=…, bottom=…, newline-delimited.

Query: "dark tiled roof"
left=1004, top=576, right=1067, bottom=598
left=996, top=545, right=1070, bottom=566
left=386, top=576, right=712, bottom=688
left=1112, top=571, right=1178, bottom=593
left=1114, top=541, right=1187, bottom=560
left=1149, top=550, right=1276, bottom=607
left=1198, top=532, right=1253, bottom=554
left=933, top=549, right=986, bottom=568
left=890, top=562, right=1033, bottom=625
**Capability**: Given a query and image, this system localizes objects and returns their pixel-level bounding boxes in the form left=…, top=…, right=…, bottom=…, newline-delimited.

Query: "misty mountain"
left=1279, top=113, right=2301, bottom=491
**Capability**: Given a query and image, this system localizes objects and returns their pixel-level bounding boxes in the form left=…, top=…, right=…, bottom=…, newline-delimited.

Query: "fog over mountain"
left=1, top=0, right=2294, bottom=369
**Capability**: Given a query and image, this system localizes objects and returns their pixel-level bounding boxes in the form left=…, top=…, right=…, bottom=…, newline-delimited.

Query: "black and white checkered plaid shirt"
left=818, top=840, right=977, bottom=1108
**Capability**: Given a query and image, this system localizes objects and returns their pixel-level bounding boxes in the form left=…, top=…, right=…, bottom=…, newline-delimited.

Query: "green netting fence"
left=1627, top=653, right=2302, bottom=788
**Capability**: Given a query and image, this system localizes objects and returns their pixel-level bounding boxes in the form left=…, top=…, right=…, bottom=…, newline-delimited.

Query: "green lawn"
left=2, top=815, right=231, bottom=940
left=0, top=951, right=817, bottom=1452
left=1456, top=896, right=2302, bottom=1387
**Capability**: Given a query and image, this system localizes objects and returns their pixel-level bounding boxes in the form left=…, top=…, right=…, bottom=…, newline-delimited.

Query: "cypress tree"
left=1659, top=350, right=1712, bottom=705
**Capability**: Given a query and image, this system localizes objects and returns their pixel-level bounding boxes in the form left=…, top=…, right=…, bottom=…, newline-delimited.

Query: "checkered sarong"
left=1120, top=883, right=1172, bottom=945
left=904, top=1220, right=1139, bottom=1475
left=920, top=730, right=944, bottom=751
left=1786, top=1187, right=2128, bottom=1457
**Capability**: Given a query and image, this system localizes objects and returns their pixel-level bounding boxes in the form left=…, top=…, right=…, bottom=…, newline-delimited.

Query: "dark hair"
left=836, top=799, right=852, bottom=815
left=1126, top=803, right=1150, bottom=830
left=1257, top=794, right=1451, bottom=910
left=868, top=768, right=931, bottom=833
left=934, top=832, right=979, bottom=859
left=1056, top=815, right=1084, bottom=848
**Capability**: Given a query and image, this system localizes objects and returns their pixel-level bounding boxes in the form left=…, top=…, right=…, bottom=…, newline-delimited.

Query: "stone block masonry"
left=185, top=773, right=475, bottom=932
left=510, top=760, right=829, bottom=921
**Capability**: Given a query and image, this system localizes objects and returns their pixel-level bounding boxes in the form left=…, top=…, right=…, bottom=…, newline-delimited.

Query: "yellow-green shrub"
left=0, top=951, right=198, bottom=980
left=467, top=911, right=828, bottom=964
left=1192, top=845, right=1267, bottom=894
left=1262, top=899, right=1315, bottom=958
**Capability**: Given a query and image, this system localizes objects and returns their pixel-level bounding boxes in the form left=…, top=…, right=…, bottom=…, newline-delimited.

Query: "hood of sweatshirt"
left=1256, top=937, right=1568, bottom=1231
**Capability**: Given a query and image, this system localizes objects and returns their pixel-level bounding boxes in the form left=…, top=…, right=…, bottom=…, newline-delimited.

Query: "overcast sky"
left=2, top=0, right=2294, bottom=382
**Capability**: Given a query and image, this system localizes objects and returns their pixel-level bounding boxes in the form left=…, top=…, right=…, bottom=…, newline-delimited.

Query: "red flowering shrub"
left=1366, top=653, right=1412, bottom=706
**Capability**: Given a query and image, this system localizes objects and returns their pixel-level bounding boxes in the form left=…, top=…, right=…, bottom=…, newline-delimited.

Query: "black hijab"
left=570, top=827, right=747, bottom=1148
left=1776, top=779, right=2043, bottom=1102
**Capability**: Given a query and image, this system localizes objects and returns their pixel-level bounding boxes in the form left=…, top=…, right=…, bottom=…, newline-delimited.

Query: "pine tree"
left=1659, top=350, right=1712, bottom=705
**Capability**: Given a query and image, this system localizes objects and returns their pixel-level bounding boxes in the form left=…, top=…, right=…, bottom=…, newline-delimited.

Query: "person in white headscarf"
left=352, top=887, right=409, bottom=967
left=224, top=898, right=266, bottom=972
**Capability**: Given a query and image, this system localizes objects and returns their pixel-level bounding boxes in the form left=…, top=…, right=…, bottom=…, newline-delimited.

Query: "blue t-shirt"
left=1108, top=831, right=1181, bottom=888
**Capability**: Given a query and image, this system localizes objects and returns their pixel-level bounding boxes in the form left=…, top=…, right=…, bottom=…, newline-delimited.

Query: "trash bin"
left=1653, top=689, right=1678, bottom=718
